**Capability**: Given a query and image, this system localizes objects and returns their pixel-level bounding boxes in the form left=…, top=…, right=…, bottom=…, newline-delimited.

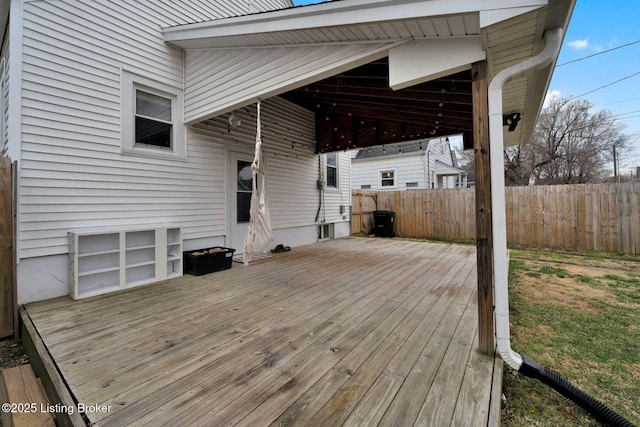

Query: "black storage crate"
left=183, top=247, right=235, bottom=276
left=373, top=210, right=395, bottom=237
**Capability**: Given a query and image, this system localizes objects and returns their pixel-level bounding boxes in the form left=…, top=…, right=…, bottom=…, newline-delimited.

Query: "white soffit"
left=480, top=6, right=546, bottom=28
left=163, top=0, right=549, bottom=49
left=388, top=37, right=485, bottom=90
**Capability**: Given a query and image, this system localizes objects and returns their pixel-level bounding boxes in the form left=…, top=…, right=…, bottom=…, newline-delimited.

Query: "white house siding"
left=199, top=96, right=351, bottom=233
left=352, top=153, right=427, bottom=191
left=183, top=43, right=392, bottom=124
left=17, top=0, right=291, bottom=260
left=14, top=0, right=352, bottom=303
left=320, top=152, right=352, bottom=226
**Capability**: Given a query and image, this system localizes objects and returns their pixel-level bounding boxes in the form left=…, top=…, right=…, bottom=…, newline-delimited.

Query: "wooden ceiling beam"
left=279, top=57, right=474, bottom=153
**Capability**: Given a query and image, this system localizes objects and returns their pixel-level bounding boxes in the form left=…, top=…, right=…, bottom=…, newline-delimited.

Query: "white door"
left=228, top=152, right=254, bottom=253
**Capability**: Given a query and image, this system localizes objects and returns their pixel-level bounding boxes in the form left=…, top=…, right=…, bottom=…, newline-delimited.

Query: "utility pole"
left=613, top=145, right=619, bottom=183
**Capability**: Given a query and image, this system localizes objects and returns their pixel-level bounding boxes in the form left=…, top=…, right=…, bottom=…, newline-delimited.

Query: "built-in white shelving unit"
left=69, top=225, right=182, bottom=299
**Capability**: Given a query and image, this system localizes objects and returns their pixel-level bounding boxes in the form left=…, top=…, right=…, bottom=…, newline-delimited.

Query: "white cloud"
left=543, top=90, right=562, bottom=108
left=568, top=39, right=589, bottom=50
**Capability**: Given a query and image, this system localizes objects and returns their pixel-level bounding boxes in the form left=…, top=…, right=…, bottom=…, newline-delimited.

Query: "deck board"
left=24, top=238, right=501, bottom=426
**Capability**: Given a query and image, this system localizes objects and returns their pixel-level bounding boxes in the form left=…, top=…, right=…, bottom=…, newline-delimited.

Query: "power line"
left=614, top=109, right=640, bottom=117
left=565, top=71, right=640, bottom=102
left=597, top=97, right=640, bottom=107
left=556, top=39, right=640, bottom=67
left=616, top=114, right=640, bottom=120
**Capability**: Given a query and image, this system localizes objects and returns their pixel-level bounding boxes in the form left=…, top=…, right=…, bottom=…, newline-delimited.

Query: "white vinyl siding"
left=318, top=152, right=351, bottom=225
left=183, top=43, right=393, bottom=123
left=352, top=154, right=427, bottom=191
left=16, top=0, right=291, bottom=259
left=205, top=96, right=337, bottom=231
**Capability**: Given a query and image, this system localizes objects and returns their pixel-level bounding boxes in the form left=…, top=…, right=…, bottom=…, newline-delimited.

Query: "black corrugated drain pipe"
left=518, top=353, right=636, bottom=427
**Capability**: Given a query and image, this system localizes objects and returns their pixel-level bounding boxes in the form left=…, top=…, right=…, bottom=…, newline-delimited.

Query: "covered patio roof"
left=163, top=0, right=575, bottom=152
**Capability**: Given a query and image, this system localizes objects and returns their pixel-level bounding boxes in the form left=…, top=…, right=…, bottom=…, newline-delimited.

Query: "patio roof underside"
left=280, top=59, right=476, bottom=152
left=165, top=0, right=575, bottom=154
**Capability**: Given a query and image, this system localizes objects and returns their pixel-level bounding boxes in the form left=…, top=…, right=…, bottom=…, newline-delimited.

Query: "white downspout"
left=489, top=28, right=563, bottom=370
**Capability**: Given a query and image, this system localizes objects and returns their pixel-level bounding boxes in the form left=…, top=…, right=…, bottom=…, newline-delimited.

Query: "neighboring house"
left=351, top=137, right=467, bottom=190
left=1, top=0, right=352, bottom=303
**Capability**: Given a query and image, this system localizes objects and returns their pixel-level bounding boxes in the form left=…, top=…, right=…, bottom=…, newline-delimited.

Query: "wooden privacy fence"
left=352, top=182, right=640, bottom=254
left=0, top=157, right=16, bottom=338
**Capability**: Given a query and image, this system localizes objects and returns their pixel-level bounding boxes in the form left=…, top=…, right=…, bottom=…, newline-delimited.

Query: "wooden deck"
left=22, top=238, right=502, bottom=426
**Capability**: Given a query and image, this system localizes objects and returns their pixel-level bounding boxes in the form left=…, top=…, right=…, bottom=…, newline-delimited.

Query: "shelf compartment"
left=78, top=233, right=119, bottom=254
left=126, top=263, right=155, bottom=284
left=126, top=230, right=155, bottom=249
left=167, top=228, right=181, bottom=245
left=126, top=246, right=155, bottom=266
left=77, top=251, right=120, bottom=275
left=76, top=270, right=120, bottom=297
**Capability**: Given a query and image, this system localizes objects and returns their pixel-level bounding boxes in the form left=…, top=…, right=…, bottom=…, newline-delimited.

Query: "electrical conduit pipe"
left=488, top=28, right=635, bottom=427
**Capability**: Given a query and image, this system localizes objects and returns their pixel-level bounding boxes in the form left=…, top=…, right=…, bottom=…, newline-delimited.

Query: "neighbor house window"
left=325, top=153, right=337, bottom=188
left=121, top=71, right=186, bottom=159
left=360, top=184, right=371, bottom=189
left=380, top=170, right=396, bottom=188
left=406, top=182, right=419, bottom=188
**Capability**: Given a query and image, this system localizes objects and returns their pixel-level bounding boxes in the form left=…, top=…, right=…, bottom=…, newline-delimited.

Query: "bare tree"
left=507, top=95, right=629, bottom=185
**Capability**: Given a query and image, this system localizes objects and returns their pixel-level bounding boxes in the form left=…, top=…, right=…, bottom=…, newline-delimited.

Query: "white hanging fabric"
left=242, top=100, right=273, bottom=265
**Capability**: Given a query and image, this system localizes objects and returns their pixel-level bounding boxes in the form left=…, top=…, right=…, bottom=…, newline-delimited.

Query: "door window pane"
left=237, top=161, right=253, bottom=223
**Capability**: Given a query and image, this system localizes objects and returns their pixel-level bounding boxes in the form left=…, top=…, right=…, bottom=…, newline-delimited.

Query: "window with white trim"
left=380, top=169, right=396, bottom=188
left=325, top=152, right=337, bottom=188
left=121, top=71, right=185, bottom=159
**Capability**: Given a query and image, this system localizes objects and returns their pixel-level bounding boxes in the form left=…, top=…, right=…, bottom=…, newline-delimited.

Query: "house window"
left=406, top=182, right=419, bottom=188
left=135, top=90, right=173, bottom=149
left=121, top=71, right=185, bottom=160
left=380, top=170, right=396, bottom=188
left=325, top=153, right=337, bottom=188
left=318, top=223, right=333, bottom=240
left=360, top=184, right=371, bottom=189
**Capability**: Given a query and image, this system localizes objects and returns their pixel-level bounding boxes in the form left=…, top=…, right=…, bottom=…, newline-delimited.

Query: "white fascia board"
left=163, top=0, right=548, bottom=48
left=388, top=37, right=485, bottom=90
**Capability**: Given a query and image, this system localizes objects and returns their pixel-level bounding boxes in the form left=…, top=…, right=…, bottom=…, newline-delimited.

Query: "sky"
left=291, top=0, right=640, bottom=172
left=548, top=0, right=640, bottom=173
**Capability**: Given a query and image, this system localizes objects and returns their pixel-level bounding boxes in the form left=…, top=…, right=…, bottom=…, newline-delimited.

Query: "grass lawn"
left=501, top=248, right=640, bottom=426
